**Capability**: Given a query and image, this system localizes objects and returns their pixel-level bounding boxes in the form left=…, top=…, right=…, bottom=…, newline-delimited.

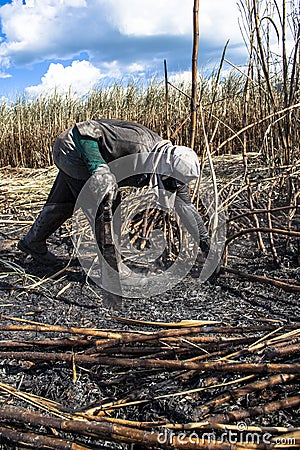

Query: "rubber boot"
left=17, top=203, right=74, bottom=265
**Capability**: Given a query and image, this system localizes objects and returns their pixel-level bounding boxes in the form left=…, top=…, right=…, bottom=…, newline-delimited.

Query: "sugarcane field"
left=0, top=1, right=300, bottom=449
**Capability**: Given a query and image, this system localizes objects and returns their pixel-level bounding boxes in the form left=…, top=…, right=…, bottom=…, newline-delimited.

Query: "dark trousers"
left=46, top=170, right=121, bottom=237
left=46, top=171, right=86, bottom=206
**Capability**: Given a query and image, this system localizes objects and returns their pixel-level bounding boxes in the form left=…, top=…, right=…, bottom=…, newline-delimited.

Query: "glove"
left=90, top=165, right=118, bottom=205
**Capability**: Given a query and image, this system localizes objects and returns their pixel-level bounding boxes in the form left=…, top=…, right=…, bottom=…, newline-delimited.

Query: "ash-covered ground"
left=0, top=166, right=299, bottom=449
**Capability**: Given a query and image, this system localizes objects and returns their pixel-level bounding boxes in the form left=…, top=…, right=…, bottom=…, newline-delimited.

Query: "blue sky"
left=0, top=0, right=268, bottom=99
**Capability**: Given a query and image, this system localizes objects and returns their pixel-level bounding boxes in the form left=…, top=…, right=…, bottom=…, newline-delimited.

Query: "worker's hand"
left=90, top=165, right=118, bottom=205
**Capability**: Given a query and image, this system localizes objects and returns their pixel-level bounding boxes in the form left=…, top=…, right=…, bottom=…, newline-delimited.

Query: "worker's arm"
left=73, top=124, right=106, bottom=174
left=175, top=183, right=210, bottom=254
left=73, top=125, right=117, bottom=203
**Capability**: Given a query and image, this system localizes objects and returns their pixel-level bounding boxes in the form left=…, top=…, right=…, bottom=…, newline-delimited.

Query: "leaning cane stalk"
left=199, top=103, right=219, bottom=243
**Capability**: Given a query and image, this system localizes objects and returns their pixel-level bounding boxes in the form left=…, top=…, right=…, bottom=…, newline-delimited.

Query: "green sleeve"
left=73, top=125, right=106, bottom=174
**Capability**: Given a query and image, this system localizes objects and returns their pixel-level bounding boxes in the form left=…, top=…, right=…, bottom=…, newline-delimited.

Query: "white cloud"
left=0, top=95, right=13, bottom=106
left=99, top=0, right=242, bottom=46
left=0, top=54, right=11, bottom=77
left=0, top=0, right=91, bottom=66
left=127, top=62, right=146, bottom=73
left=5, top=0, right=297, bottom=97
left=101, top=0, right=193, bottom=37
left=25, top=59, right=102, bottom=96
left=0, top=71, right=11, bottom=79
left=0, top=0, right=243, bottom=69
left=169, top=71, right=193, bottom=84
left=200, top=1, right=242, bottom=43
left=24, top=58, right=156, bottom=96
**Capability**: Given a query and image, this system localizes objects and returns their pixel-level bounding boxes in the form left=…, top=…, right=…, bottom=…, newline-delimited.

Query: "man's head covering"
left=146, top=140, right=200, bottom=180
left=170, top=145, right=200, bottom=183
left=144, top=140, right=200, bottom=209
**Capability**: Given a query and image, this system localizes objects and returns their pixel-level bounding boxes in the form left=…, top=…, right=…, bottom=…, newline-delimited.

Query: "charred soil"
left=0, top=163, right=299, bottom=449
